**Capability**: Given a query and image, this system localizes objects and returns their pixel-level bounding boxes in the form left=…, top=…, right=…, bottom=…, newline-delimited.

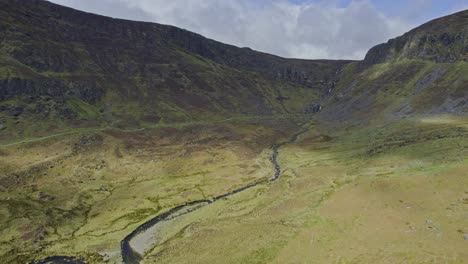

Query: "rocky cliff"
left=323, top=10, right=468, bottom=121
left=363, top=10, right=468, bottom=65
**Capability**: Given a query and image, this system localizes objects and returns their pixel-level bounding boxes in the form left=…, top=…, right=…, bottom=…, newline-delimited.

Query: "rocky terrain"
left=363, top=10, right=468, bottom=65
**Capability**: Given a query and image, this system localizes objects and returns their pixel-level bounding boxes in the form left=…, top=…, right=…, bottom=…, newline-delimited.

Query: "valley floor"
left=0, top=115, right=467, bottom=263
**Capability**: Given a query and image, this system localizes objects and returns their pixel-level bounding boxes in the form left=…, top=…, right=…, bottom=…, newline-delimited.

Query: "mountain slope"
left=364, top=10, right=468, bottom=65
left=0, top=0, right=350, bottom=141
left=322, top=10, right=468, bottom=122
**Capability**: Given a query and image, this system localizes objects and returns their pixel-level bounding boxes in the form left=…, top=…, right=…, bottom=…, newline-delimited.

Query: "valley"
left=2, top=115, right=466, bottom=263
left=0, top=1, right=467, bottom=263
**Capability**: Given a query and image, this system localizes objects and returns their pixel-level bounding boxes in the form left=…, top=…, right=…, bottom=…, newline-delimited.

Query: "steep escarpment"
left=0, top=0, right=350, bottom=138
left=322, top=10, right=468, bottom=121
left=363, top=10, right=468, bottom=65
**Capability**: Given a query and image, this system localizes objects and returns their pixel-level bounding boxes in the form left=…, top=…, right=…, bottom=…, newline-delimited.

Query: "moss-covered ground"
left=0, top=117, right=303, bottom=263
left=142, top=115, right=468, bottom=264
left=1, top=115, right=466, bottom=263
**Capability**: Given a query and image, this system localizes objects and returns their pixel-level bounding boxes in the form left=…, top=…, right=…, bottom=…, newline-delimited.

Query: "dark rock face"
left=0, top=78, right=104, bottom=103
left=363, top=10, right=468, bottom=66
left=5, top=106, right=23, bottom=117
left=57, top=107, right=78, bottom=120
left=65, top=81, right=105, bottom=104
left=364, top=32, right=467, bottom=65
left=0, top=78, right=66, bottom=100
left=414, top=68, right=447, bottom=93
left=0, top=0, right=352, bottom=125
left=161, top=25, right=347, bottom=88
left=0, top=125, right=6, bottom=130
left=304, top=104, right=322, bottom=114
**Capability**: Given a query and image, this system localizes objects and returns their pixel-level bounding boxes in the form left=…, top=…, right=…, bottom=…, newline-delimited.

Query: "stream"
left=32, top=125, right=309, bottom=264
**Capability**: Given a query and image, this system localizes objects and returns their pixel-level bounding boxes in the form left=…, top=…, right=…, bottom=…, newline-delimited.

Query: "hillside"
left=363, top=10, right=468, bottom=65
left=322, top=10, right=468, bottom=121
left=0, top=0, right=350, bottom=141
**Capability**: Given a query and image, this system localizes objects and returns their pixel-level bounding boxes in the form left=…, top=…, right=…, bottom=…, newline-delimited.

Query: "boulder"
left=6, top=106, right=23, bottom=117
left=304, top=104, right=322, bottom=114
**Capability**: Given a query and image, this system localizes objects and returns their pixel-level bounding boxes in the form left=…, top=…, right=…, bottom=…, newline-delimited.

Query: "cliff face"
left=323, top=10, right=468, bottom=122
left=160, top=26, right=344, bottom=87
left=0, top=0, right=351, bottom=133
left=363, top=10, right=468, bottom=65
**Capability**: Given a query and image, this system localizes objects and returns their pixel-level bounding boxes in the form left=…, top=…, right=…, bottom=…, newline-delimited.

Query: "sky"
left=48, top=0, right=468, bottom=60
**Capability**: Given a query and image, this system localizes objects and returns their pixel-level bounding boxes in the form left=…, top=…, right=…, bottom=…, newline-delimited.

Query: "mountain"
left=364, top=10, right=468, bottom=65
left=1, top=1, right=465, bottom=139
left=322, top=10, right=468, bottom=121
left=0, top=0, right=350, bottom=140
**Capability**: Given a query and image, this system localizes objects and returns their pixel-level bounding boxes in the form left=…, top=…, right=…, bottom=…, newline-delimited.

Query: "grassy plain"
left=142, top=115, right=468, bottom=264
left=0, top=117, right=302, bottom=263
left=0, top=115, right=467, bottom=263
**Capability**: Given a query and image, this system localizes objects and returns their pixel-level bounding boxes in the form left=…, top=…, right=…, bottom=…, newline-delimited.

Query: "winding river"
left=33, top=125, right=309, bottom=264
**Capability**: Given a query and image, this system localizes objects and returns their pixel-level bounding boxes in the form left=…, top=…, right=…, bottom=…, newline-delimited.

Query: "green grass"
left=0, top=118, right=306, bottom=263
left=0, top=5, right=467, bottom=263
left=1, top=110, right=467, bottom=264
left=65, top=97, right=101, bottom=120
left=0, top=52, right=42, bottom=79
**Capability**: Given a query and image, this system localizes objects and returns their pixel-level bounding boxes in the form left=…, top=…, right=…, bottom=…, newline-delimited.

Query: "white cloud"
left=49, top=0, right=414, bottom=60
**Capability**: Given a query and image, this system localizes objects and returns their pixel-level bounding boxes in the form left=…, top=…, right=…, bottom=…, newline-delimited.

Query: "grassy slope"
left=0, top=48, right=318, bottom=140
left=3, top=113, right=465, bottom=264
left=0, top=0, right=343, bottom=140
left=323, top=60, right=468, bottom=121
left=0, top=117, right=305, bottom=263
left=141, top=115, right=467, bottom=264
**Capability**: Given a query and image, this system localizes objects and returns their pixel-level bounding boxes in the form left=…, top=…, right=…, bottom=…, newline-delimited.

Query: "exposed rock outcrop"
left=304, top=104, right=322, bottom=114
left=363, top=10, right=468, bottom=65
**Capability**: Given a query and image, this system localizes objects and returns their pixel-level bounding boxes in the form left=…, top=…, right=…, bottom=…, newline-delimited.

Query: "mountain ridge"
left=0, top=0, right=466, bottom=140
left=363, top=10, right=468, bottom=65
left=0, top=0, right=351, bottom=139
